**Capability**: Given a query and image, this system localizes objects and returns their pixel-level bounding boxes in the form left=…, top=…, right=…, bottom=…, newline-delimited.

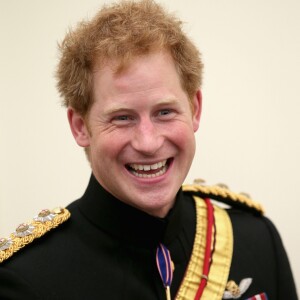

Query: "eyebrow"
left=104, top=98, right=181, bottom=116
left=155, top=98, right=181, bottom=106
left=104, top=107, right=134, bottom=117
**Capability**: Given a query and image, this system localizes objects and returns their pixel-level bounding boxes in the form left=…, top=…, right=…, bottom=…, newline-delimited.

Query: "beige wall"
left=1, top=0, right=299, bottom=292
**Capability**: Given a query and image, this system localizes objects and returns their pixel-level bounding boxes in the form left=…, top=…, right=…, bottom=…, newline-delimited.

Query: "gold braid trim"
left=182, top=184, right=264, bottom=215
left=176, top=196, right=233, bottom=300
left=0, top=207, right=70, bottom=263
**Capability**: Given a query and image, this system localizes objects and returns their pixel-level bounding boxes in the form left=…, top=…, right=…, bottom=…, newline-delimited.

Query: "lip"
left=125, top=158, right=174, bottom=183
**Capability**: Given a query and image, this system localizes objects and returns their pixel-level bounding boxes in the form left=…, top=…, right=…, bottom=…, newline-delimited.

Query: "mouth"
left=126, top=158, right=172, bottom=178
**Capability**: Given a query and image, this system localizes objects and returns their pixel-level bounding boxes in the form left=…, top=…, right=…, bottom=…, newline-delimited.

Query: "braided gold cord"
left=182, top=184, right=264, bottom=214
left=0, top=208, right=70, bottom=263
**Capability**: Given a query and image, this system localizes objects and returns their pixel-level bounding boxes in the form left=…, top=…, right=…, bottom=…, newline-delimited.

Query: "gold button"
left=0, top=238, right=7, bottom=247
left=38, top=209, right=51, bottom=218
left=52, top=207, right=63, bottom=214
left=193, top=178, right=206, bottom=185
left=240, top=192, right=251, bottom=199
left=216, top=183, right=229, bottom=189
left=16, top=223, right=29, bottom=233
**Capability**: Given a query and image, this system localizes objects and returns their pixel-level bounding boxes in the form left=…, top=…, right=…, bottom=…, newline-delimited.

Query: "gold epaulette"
left=182, top=181, right=264, bottom=215
left=0, top=207, right=71, bottom=264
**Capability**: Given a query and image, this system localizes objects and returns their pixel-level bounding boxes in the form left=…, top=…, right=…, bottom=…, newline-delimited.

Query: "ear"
left=67, top=108, right=91, bottom=147
left=191, top=89, right=202, bottom=132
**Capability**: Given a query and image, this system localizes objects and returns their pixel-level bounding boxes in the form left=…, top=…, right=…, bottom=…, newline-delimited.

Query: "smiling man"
left=0, top=0, right=297, bottom=299
left=68, top=51, right=201, bottom=218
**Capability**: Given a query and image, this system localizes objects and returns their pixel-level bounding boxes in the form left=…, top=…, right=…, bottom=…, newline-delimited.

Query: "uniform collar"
left=78, top=174, right=183, bottom=248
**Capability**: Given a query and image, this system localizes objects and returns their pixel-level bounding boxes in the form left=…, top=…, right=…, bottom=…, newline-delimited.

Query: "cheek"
left=173, top=126, right=196, bottom=159
left=169, top=123, right=195, bottom=146
left=91, top=132, right=130, bottom=161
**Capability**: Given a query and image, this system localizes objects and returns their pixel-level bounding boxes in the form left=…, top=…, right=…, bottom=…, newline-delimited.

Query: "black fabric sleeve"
left=263, top=217, right=298, bottom=300
left=0, top=267, right=39, bottom=300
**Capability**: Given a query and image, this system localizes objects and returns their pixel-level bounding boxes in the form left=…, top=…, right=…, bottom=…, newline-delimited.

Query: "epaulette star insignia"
left=183, top=179, right=264, bottom=215
left=0, top=207, right=70, bottom=263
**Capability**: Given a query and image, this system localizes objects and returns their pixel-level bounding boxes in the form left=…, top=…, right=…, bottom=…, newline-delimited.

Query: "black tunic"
left=0, top=175, right=297, bottom=299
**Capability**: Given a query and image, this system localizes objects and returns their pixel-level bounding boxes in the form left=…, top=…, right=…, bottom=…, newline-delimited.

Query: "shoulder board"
left=182, top=182, right=264, bottom=215
left=0, top=207, right=70, bottom=264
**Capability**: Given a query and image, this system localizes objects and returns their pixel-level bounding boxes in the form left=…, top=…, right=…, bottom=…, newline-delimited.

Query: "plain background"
left=1, top=0, right=299, bottom=293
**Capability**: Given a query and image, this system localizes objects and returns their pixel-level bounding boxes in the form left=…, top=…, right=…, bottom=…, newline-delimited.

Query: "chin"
left=137, top=195, right=175, bottom=218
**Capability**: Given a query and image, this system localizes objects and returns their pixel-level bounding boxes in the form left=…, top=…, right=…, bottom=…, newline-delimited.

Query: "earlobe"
left=192, top=89, right=202, bottom=132
left=67, top=108, right=90, bottom=147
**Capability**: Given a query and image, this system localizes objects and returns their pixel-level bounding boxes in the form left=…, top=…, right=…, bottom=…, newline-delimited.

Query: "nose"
left=131, top=117, right=164, bottom=155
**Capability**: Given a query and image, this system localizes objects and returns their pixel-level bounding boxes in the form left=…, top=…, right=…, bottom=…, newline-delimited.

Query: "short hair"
left=56, top=0, right=203, bottom=116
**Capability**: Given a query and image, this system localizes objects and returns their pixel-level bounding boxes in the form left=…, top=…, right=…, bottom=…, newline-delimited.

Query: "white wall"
left=1, top=0, right=299, bottom=292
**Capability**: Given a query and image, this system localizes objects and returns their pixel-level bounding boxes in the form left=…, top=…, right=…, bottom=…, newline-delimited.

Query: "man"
left=0, top=0, right=297, bottom=299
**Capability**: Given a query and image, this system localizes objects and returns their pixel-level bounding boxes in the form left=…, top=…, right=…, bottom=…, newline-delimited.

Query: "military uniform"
left=0, top=175, right=297, bottom=299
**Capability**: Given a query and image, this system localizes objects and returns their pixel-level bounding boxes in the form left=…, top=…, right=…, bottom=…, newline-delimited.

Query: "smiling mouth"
left=126, top=159, right=171, bottom=178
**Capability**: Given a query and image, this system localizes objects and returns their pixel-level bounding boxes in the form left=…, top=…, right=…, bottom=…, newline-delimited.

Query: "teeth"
left=150, top=163, right=158, bottom=170
left=129, top=160, right=167, bottom=171
left=131, top=166, right=167, bottom=178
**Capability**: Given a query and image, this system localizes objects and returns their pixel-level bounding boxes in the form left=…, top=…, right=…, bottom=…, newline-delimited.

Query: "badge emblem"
left=223, top=278, right=252, bottom=299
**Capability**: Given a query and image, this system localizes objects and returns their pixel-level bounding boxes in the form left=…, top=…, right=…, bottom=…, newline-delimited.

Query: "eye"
left=115, top=115, right=130, bottom=121
left=158, top=109, right=171, bottom=116
left=111, top=115, right=135, bottom=126
left=157, top=109, right=176, bottom=120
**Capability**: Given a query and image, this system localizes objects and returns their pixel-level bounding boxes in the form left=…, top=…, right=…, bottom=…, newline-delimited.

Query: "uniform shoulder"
left=0, top=207, right=70, bottom=264
left=182, top=179, right=264, bottom=215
